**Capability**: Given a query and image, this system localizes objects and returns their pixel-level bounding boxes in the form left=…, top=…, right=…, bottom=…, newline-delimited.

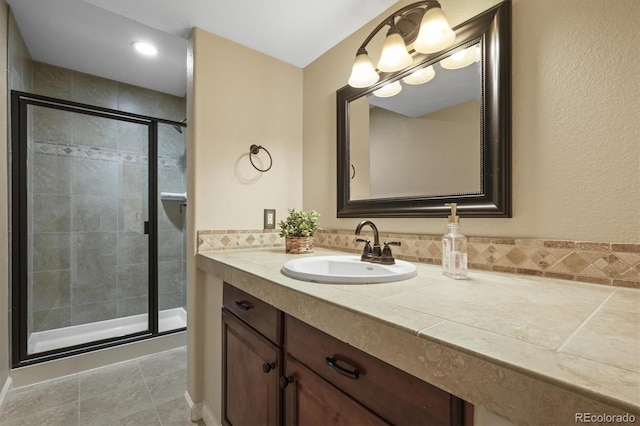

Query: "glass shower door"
left=14, top=93, right=154, bottom=358
left=157, top=122, right=187, bottom=333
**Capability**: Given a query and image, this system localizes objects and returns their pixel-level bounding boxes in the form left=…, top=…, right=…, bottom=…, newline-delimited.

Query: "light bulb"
left=373, top=81, right=402, bottom=98
left=440, top=47, right=476, bottom=70
left=377, top=29, right=413, bottom=73
left=413, top=6, right=456, bottom=54
left=402, top=65, right=435, bottom=85
left=348, top=52, right=380, bottom=88
left=132, top=41, right=158, bottom=56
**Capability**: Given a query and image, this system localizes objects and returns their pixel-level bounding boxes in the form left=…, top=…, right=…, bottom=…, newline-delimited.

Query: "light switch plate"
left=264, top=209, right=276, bottom=229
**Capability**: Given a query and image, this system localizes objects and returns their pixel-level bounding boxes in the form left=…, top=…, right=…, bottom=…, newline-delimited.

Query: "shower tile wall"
left=7, top=8, right=34, bottom=366
left=24, top=61, right=185, bottom=334
left=158, top=125, right=186, bottom=311
left=30, top=112, right=146, bottom=332
left=8, top=10, right=32, bottom=93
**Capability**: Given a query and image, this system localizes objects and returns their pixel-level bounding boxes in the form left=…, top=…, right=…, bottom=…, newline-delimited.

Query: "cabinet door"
left=284, top=355, right=389, bottom=426
left=222, top=309, right=281, bottom=426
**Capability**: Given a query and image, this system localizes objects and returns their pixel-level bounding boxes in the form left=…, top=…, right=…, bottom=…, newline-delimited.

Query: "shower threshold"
left=27, top=308, right=187, bottom=354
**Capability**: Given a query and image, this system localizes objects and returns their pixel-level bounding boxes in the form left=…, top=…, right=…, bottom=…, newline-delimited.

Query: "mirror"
left=350, top=42, right=482, bottom=200
left=337, top=2, right=511, bottom=218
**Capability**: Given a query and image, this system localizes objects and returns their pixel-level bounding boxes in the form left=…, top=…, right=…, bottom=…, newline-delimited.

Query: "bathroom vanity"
left=197, top=248, right=640, bottom=425
left=222, top=282, right=472, bottom=425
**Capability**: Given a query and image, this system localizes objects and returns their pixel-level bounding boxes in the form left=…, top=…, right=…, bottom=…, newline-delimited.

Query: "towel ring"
left=249, top=144, right=273, bottom=172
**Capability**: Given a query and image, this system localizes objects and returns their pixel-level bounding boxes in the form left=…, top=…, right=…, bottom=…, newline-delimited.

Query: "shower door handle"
left=144, top=221, right=149, bottom=234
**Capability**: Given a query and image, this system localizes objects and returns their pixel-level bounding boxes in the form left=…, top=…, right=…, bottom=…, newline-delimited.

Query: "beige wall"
left=303, top=0, right=640, bottom=244
left=189, top=28, right=303, bottom=233
left=186, top=27, right=303, bottom=418
left=0, top=0, right=9, bottom=392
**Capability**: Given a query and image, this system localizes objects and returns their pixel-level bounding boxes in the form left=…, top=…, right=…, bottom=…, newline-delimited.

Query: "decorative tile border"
left=314, top=229, right=640, bottom=289
left=196, top=228, right=640, bottom=288
left=34, top=141, right=182, bottom=168
left=198, top=229, right=284, bottom=252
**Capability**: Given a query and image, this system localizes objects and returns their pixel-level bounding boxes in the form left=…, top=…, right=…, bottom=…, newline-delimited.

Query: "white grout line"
left=556, top=288, right=619, bottom=352
left=416, top=320, right=447, bottom=336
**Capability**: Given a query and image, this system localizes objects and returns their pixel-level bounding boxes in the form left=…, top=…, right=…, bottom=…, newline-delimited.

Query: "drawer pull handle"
left=325, top=357, right=360, bottom=380
left=262, top=362, right=275, bottom=373
left=235, top=301, right=252, bottom=311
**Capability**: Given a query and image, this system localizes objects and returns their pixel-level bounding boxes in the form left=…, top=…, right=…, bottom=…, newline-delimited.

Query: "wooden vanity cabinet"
left=283, top=314, right=472, bottom=426
left=221, top=282, right=473, bottom=426
left=222, top=284, right=283, bottom=426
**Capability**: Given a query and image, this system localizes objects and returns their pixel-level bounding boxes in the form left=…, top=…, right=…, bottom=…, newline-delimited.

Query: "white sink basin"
left=281, top=255, right=417, bottom=284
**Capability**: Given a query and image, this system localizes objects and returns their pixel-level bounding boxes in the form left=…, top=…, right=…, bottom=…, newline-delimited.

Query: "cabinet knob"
left=262, top=362, right=275, bottom=373
left=279, top=376, right=294, bottom=389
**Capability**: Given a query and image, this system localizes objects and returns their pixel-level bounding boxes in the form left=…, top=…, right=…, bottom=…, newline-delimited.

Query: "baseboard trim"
left=202, top=402, right=217, bottom=426
left=0, top=376, right=13, bottom=415
left=184, top=390, right=202, bottom=421
left=184, top=390, right=219, bottom=426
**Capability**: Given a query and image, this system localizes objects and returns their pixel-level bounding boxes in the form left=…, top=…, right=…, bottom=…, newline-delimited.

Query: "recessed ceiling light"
left=132, top=41, right=158, bottom=56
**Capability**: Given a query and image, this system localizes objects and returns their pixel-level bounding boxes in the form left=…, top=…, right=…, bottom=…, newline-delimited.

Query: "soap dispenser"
left=442, top=203, right=468, bottom=279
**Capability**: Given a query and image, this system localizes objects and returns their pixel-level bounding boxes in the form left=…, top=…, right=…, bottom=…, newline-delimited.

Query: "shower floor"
left=28, top=308, right=187, bottom=354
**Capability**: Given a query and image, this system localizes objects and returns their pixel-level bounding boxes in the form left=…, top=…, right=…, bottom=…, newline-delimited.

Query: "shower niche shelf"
left=160, top=192, right=187, bottom=202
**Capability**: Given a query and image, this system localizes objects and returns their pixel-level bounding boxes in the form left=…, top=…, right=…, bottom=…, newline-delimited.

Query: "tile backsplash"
left=198, top=229, right=284, bottom=252
left=197, top=229, right=640, bottom=289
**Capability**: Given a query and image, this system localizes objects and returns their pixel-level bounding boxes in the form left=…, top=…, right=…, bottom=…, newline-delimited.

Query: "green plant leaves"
left=278, top=208, right=320, bottom=237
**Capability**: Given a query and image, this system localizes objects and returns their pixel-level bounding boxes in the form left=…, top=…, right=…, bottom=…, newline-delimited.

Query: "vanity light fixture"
left=132, top=41, right=158, bottom=56
left=347, top=0, right=455, bottom=88
left=402, top=65, right=436, bottom=85
left=377, top=26, right=413, bottom=72
left=440, top=45, right=480, bottom=70
left=373, top=80, right=402, bottom=98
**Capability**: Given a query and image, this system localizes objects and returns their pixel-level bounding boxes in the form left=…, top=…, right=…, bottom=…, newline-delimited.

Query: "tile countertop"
left=196, top=248, right=640, bottom=421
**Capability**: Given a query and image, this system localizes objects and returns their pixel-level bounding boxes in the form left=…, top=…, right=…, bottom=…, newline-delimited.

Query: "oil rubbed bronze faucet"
left=354, top=220, right=401, bottom=265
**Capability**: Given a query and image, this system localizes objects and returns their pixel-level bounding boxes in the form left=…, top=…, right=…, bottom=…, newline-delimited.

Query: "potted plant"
left=279, top=208, right=320, bottom=254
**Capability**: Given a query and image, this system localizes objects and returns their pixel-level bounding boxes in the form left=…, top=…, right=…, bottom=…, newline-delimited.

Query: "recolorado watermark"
left=575, top=413, right=636, bottom=423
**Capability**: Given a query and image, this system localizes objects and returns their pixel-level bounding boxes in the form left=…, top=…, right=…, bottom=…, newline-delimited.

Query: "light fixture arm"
left=354, top=0, right=441, bottom=54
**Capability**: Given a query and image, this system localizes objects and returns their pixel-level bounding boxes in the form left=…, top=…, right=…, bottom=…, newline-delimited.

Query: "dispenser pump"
left=447, top=203, right=459, bottom=223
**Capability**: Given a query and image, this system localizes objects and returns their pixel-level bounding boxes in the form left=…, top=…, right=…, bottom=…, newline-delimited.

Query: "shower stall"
left=10, top=91, right=187, bottom=366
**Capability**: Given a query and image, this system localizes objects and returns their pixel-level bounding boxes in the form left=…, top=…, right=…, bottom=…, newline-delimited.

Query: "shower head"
left=172, top=118, right=186, bottom=134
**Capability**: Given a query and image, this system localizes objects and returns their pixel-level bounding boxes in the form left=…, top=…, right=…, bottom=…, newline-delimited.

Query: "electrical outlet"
left=264, top=209, right=276, bottom=230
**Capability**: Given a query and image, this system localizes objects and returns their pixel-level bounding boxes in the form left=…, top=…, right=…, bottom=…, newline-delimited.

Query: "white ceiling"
left=7, top=0, right=399, bottom=97
left=369, top=59, right=481, bottom=118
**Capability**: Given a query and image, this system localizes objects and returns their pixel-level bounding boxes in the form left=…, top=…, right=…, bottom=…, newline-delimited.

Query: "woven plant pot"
left=285, top=236, right=314, bottom=254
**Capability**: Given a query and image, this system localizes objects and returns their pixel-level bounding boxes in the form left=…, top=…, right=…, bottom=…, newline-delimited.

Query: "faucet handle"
left=379, top=241, right=401, bottom=265
left=355, top=238, right=373, bottom=261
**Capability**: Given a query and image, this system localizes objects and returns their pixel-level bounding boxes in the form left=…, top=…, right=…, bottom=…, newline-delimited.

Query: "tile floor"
left=0, top=347, right=203, bottom=426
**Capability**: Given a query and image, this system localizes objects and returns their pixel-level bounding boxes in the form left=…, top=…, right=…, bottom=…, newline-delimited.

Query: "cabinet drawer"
left=284, top=355, right=389, bottom=426
left=223, top=282, right=282, bottom=345
left=286, top=315, right=468, bottom=426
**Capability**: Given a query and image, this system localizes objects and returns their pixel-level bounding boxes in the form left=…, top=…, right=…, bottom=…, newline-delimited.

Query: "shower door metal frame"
left=10, top=91, right=186, bottom=367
